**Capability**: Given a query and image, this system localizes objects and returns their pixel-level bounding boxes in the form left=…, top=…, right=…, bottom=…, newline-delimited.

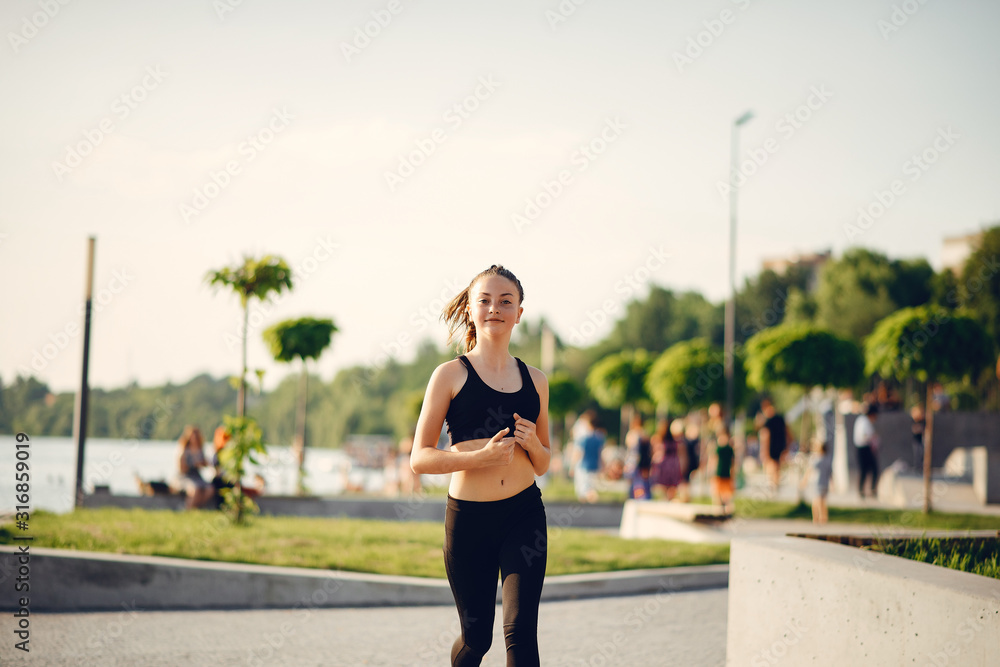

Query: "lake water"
left=0, top=435, right=435, bottom=514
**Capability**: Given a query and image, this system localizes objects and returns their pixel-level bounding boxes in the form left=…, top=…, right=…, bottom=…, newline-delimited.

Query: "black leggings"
left=444, top=482, right=547, bottom=667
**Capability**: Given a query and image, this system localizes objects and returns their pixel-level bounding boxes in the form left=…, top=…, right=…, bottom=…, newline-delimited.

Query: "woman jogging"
left=411, top=264, right=550, bottom=666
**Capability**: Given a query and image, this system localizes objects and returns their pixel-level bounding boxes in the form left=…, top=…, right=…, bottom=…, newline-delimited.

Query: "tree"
left=586, top=349, right=653, bottom=444
left=958, top=225, right=1000, bottom=344
left=594, top=287, right=720, bottom=357
left=735, top=266, right=813, bottom=343
left=645, top=338, right=747, bottom=414
left=205, top=255, right=293, bottom=417
left=745, top=324, right=865, bottom=494
left=811, top=248, right=918, bottom=341
left=745, top=324, right=864, bottom=392
left=263, top=317, right=338, bottom=494
left=865, top=307, right=994, bottom=513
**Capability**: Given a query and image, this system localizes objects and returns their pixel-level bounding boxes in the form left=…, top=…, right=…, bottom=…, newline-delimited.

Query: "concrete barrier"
left=0, top=547, right=727, bottom=612
left=619, top=500, right=731, bottom=543
left=973, top=447, right=1000, bottom=504
left=81, top=494, right=624, bottom=528
left=727, top=536, right=1000, bottom=666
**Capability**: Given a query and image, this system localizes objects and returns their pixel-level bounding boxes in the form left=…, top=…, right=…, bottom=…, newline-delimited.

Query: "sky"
left=2, top=0, right=999, bottom=394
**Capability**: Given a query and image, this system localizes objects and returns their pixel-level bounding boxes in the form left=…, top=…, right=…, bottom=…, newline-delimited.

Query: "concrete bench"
left=619, top=500, right=731, bottom=543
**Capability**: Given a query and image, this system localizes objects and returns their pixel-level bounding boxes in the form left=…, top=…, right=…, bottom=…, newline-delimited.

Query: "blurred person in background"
left=572, top=410, right=605, bottom=503
left=650, top=418, right=683, bottom=500
left=175, top=425, right=212, bottom=509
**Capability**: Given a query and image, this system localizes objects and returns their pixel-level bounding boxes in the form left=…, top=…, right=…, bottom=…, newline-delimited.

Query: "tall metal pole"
left=725, top=111, right=753, bottom=429
left=73, top=236, right=96, bottom=508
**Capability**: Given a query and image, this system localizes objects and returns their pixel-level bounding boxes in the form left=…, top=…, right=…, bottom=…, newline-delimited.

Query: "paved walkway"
left=8, top=589, right=727, bottom=666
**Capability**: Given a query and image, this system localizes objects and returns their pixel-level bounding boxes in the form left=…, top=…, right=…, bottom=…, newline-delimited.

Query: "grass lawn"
left=0, top=508, right=727, bottom=579
left=865, top=537, right=1000, bottom=580
left=733, top=497, right=1000, bottom=531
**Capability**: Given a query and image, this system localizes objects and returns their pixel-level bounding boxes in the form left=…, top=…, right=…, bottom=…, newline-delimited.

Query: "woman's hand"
left=480, top=427, right=516, bottom=466
left=512, top=413, right=539, bottom=451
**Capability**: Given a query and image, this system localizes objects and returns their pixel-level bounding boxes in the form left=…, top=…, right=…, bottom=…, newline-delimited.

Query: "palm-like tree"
left=205, top=255, right=293, bottom=417
left=263, top=316, right=337, bottom=493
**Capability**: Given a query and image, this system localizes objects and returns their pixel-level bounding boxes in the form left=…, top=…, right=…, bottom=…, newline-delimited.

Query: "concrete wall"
left=81, top=494, right=624, bottom=528
left=727, top=536, right=1000, bottom=666
left=973, top=447, right=1000, bottom=504
left=869, top=411, right=1000, bottom=471
left=0, top=547, right=727, bottom=612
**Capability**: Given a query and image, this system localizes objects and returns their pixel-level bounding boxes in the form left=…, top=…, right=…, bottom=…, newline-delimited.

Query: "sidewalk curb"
left=0, top=547, right=728, bottom=612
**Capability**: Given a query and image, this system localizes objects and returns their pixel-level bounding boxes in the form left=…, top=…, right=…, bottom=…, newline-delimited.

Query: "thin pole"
left=724, top=125, right=740, bottom=427
left=725, top=111, right=752, bottom=428
left=73, top=236, right=96, bottom=508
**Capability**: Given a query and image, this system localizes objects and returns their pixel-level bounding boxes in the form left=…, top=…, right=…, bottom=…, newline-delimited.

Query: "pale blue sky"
left=2, top=0, right=998, bottom=393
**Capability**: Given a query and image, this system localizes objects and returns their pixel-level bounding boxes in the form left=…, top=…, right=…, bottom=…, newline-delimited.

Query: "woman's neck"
left=468, top=339, right=513, bottom=372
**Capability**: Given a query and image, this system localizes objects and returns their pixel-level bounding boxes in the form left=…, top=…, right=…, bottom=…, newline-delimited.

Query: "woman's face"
left=467, top=275, right=521, bottom=336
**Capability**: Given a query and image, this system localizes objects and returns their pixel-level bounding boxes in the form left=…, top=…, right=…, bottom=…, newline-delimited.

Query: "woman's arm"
left=513, top=367, right=551, bottom=476
left=410, top=362, right=516, bottom=475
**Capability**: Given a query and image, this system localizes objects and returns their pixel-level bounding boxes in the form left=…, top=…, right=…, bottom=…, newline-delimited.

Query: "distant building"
left=761, top=249, right=831, bottom=292
left=941, top=231, right=983, bottom=273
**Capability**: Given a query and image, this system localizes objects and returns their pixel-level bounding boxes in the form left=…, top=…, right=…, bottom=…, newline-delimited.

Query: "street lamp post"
left=725, top=110, right=754, bottom=428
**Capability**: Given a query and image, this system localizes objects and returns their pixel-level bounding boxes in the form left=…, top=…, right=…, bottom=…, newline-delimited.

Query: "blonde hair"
left=442, top=265, right=524, bottom=354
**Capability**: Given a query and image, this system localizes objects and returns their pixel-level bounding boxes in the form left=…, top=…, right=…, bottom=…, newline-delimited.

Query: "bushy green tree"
left=745, top=324, right=864, bottom=391
left=865, top=307, right=993, bottom=512
left=646, top=338, right=747, bottom=413
left=586, top=349, right=653, bottom=443
left=263, top=317, right=337, bottom=493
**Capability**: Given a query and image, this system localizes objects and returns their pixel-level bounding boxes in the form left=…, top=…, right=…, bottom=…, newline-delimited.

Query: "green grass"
left=733, top=498, right=1000, bottom=530
left=865, top=537, right=1000, bottom=580
left=0, top=509, right=727, bottom=578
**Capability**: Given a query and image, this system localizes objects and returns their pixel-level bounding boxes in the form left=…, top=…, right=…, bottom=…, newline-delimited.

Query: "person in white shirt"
left=853, top=403, right=879, bottom=499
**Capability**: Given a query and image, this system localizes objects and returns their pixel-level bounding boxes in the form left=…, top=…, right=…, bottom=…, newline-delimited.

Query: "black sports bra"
left=445, top=355, right=541, bottom=445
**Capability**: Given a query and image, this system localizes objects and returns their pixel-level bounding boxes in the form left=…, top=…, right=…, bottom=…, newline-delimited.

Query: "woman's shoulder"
left=427, top=358, right=471, bottom=391
left=518, top=360, right=548, bottom=389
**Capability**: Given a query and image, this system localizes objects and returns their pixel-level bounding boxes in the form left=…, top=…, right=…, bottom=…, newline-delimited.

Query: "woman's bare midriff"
left=449, top=437, right=536, bottom=501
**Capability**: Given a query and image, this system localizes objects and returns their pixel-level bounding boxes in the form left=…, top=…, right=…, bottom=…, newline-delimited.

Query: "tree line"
left=4, top=228, right=999, bottom=452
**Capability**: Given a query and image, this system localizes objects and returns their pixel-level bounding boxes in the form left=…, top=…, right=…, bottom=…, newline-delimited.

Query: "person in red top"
left=411, top=265, right=550, bottom=667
